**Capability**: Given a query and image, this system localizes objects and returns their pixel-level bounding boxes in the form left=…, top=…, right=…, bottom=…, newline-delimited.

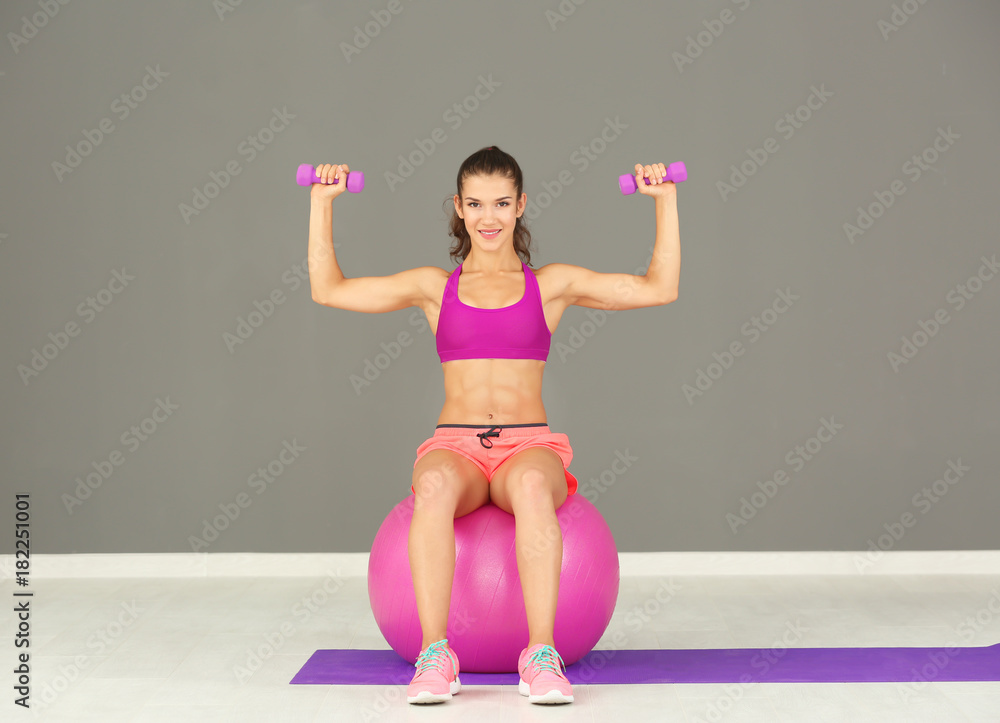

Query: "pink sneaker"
left=518, top=643, right=574, bottom=704
left=407, top=639, right=461, bottom=704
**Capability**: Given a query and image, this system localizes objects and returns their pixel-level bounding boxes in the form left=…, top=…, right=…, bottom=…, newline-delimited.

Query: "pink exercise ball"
left=367, top=494, right=620, bottom=673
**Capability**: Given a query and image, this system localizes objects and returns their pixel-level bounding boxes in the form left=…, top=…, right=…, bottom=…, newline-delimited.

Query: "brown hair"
left=444, top=146, right=534, bottom=267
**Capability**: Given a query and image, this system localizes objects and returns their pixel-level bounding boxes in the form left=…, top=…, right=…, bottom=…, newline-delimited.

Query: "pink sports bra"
left=436, top=261, right=551, bottom=363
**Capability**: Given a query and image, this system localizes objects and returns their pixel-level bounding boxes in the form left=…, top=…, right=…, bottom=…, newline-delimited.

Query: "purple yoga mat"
left=291, top=644, right=1000, bottom=685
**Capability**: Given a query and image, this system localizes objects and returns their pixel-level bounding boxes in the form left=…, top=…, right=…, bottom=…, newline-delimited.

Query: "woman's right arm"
left=308, top=163, right=431, bottom=314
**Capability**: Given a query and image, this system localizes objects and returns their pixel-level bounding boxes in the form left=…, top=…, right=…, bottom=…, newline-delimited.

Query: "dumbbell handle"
left=296, top=164, right=365, bottom=192
left=619, top=162, right=687, bottom=195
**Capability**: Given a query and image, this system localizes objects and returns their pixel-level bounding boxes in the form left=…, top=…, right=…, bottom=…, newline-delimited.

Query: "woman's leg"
left=488, top=447, right=569, bottom=648
left=409, top=449, right=489, bottom=649
left=514, top=487, right=563, bottom=648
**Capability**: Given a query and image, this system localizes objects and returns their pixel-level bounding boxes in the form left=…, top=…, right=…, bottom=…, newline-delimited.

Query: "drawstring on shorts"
left=476, top=426, right=502, bottom=448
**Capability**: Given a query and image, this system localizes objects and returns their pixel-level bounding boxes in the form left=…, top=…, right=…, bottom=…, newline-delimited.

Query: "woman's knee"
left=412, top=467, right=458, bottom=508
left=508, top=467, right=567, bottom=509
left=412, top=452, right=488, bottom=514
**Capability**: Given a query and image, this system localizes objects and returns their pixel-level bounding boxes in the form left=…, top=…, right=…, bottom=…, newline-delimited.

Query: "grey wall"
left=1, top=0, right=997, bottom=555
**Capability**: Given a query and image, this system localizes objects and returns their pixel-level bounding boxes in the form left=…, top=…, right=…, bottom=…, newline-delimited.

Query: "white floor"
left=4, top=573, right=1000, bottom=722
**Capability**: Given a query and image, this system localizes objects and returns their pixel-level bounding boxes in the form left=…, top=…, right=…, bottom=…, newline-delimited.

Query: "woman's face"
left=454, top=174, right=526, bottom=249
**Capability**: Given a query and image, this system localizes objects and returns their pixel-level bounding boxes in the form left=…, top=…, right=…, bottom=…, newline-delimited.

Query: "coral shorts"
left=412, top=423, right=578, bottom=496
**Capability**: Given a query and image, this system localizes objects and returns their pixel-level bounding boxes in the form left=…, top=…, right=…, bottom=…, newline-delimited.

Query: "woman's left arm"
left=634, top=163, right=680, bottom=302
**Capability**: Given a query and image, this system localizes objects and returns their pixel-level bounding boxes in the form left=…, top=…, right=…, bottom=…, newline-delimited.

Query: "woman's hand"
left=633, top=163, right=677, bottom=201
left=310, top=163, right=353, bottom=203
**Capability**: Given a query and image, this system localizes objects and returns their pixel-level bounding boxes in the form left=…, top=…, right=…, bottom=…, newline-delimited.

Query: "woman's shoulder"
left=416, top=266, right=452, bottom=300
left=422, top=265, right=453, bottom=278
left=532, top=262, right=577, bottom=284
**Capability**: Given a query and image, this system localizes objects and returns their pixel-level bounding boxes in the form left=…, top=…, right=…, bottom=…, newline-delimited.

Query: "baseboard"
left=1, top=550, right=998, bottom=579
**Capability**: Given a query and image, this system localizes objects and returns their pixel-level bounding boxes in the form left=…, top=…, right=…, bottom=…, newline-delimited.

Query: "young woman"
left=308, top=146, right=680, bottom=705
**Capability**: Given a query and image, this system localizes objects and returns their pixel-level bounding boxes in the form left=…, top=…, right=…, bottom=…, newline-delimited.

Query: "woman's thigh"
left=411, top=448, right=490, bottom=517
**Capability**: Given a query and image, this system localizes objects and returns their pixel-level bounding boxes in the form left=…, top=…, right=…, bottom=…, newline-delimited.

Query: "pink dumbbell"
left=296, top=164, right=365, bottom=192
left=618, top=161, right=687, bottom=195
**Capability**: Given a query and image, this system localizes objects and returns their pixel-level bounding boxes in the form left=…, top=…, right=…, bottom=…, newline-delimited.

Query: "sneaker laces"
left=414, top=639, right=452, bottom=675
left=527, top=645, right=566, bottom=675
